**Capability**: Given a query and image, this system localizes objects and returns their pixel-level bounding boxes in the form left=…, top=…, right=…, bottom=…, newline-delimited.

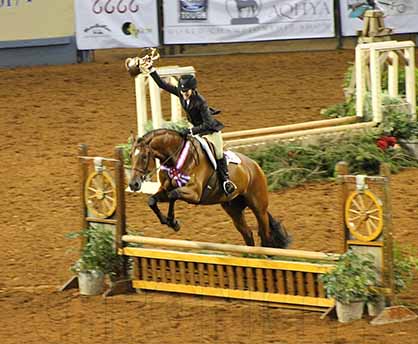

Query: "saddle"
left=193, top=135, right=241, bottom=202
left=193, top=135, right=241, bottom=170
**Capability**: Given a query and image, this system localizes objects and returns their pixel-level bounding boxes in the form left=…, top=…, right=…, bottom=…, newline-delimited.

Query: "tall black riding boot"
left=216, top=157, right=236, bottom=195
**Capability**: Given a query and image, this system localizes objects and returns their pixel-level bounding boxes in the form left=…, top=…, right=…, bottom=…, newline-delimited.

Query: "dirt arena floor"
left=1, top=47, right=418, bottom=344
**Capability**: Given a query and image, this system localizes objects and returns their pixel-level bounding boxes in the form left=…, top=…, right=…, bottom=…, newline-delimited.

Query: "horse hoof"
left=169, top=220, right=181, bottom=232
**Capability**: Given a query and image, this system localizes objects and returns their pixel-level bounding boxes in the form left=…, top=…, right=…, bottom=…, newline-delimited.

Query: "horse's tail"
left=268, top=212, right=291, bottom=249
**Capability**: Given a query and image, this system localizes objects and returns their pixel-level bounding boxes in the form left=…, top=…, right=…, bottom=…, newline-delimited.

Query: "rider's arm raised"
left=149, top=70, right=179, bottom=96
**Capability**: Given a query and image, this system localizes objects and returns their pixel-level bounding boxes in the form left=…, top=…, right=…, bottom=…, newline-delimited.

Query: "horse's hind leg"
left=245, top=191, right=289, bottom=248
left=221, top=196, right=255, bottom=246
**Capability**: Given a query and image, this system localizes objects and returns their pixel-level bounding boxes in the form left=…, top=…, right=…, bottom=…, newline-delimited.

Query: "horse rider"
left=140, top=61, right=237, bottom=196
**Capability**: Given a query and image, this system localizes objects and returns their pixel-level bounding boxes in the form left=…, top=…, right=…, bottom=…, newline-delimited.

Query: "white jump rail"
left=122, top=235, right=341, bottom=262
left=224, top=121, right=377, bottom=149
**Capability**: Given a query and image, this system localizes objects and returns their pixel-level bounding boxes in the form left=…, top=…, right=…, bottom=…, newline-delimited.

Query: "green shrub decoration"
left=247, top=131, right=418, bottom=191
left=68, top=226, right=123, bottom=276
left=393, top=242, right=418, bottom=294
left=320, top=250, right=377, bottom=304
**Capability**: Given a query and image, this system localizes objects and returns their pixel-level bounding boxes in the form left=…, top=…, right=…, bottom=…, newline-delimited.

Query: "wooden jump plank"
left=208, top=264, right=215, bottom=288
left=296, top=271, right=306, bottom=296
left=306, top=272, right=316, bottom=297
left=179, top=261, right=186, bottom=284
left=160, top=260, right=167, bottom=283
left=265, top=269, right=275, bottom=293
left=236, top=267, right=245, bottom=290
left=286, top=271, right=295, bottom=295
left=132, top=280, right=335, bottom=310
left=256, top=268, right=265, bottom=292
left=122, top=247, right=335, bottom=273
left=275, top=270, right=286, bottom=294
left=227, top=265, right=235, bottom=289
left=169, top=260, right=176, bottom=283
left=217, top=264, right=225, bottom=288
left=246, top=267, right=255, bottom=291
left=187, top=262, right=195, bottom=285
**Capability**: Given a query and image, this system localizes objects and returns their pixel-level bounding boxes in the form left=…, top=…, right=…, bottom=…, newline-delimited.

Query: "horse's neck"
left=151, top=133, right=183, bottom=166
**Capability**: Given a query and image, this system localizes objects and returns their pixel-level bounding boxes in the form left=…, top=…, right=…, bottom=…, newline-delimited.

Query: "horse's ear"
left=129, top=131, right=136, bottom=144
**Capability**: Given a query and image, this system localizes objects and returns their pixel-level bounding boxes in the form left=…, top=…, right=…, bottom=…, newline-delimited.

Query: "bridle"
left=131, top=138, right=186, bottom=181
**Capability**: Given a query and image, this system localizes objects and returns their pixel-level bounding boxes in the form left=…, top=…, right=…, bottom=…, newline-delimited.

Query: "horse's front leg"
left=148, top=191, right=180, bottom=232
left=148, top=191, right=169, bottom=225
left=166, top=198, right=180, bottom=232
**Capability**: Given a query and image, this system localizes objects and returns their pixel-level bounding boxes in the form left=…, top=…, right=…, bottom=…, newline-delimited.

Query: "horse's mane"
left=139, top=128, right=201, bottom=166
left=139, top=128, right=182, bottom=144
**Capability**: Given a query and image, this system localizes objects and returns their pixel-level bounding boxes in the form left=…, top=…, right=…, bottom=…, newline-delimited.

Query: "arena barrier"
left=62, top=146, right=395, bottom=313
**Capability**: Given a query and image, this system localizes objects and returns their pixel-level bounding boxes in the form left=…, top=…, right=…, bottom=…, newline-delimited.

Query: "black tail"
left=268, top=212, right=291, bottom=248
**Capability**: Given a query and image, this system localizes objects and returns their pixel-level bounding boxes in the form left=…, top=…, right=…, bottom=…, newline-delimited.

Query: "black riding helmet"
left=179, top=74, right=197, bottom=92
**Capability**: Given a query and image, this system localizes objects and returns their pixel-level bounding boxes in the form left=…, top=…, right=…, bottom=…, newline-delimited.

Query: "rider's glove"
left=179, top=128, right=192, bottom=137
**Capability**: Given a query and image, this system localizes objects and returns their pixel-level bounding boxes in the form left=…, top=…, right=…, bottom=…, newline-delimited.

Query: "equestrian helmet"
left=179, top=74, right=197, bottom=91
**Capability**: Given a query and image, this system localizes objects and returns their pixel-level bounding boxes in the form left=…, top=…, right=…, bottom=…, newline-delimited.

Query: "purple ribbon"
left=161, top=141, right=191, bottom=187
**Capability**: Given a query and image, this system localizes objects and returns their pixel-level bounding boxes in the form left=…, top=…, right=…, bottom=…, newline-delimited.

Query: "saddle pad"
left=194, top=135, right=217, bottom=169
left=194, top=135, right=241, bottom=168
left=224, top=150, right=241, bottom=165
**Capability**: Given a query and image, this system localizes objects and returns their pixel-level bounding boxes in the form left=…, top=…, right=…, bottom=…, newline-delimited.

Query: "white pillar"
left=135, top=75, right=148, bottom=136
left=170, top=76, right=182, bottom=122
left=387, top=51, right=398, bottom=97
left=370, top=48, right=383, bottom=123
left=356, top=45, right=367, bottom=119
left=405, top=47, right=417, bottom=120
left=149, top=77, right=163, bottom=130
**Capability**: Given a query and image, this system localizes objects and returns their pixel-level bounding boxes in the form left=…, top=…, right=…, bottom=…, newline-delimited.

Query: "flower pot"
left=78, top=270, right=105, bottom=296
left=336, top=300, right=365, bottom=323
left=399, top=139, right=418, bottom=159
left=367, top=297, right=386, bottom=317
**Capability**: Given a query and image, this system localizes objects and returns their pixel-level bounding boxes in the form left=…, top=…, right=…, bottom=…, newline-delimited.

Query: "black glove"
left=179, top=128, right=192, bottom=137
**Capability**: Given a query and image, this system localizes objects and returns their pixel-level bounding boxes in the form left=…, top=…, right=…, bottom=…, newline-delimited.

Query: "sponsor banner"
left=340, top=0, right=418, bottom=36
left=75, top=0, right=159, bottom=49
left=0, top=0, right=74, bottom=41
left=163, top=0, right=335, bottom=44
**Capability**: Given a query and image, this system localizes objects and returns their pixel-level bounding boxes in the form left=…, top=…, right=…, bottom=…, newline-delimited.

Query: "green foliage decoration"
left=68, top=226, right=123, bottom=276
left=320, top=250, right=377, bottom=304
left=393, top=242, right=418, bottom=294
left=247, top=131, right=418, bottom=191
left=379, top=96, right=418, bottom=140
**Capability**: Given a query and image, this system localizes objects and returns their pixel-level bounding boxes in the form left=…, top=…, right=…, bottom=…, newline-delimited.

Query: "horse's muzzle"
left=129, top=177, right=142, bottom=192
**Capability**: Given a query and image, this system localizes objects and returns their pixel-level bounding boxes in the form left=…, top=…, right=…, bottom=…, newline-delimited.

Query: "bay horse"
left=128, top=129, right=290, bottom=248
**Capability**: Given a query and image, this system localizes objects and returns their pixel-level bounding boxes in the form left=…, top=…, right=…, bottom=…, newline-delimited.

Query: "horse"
left=235, top=0, right=258, bottom=17
left=128, top=129, right=290, bottom=249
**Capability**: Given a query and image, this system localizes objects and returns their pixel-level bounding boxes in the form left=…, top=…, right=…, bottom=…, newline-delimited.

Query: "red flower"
left=376, top=136, right=397, bottom=150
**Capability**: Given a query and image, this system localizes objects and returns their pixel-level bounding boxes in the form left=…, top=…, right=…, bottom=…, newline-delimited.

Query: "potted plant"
left=320, top=249, right=377, bottom=323
left=68, top=226, right=123, bottom=296
left=379, top=96, right=418, bottom=158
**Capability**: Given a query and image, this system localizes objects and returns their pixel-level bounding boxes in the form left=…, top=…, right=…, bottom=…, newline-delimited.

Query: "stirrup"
left=223, top=180, right=236, bottom=195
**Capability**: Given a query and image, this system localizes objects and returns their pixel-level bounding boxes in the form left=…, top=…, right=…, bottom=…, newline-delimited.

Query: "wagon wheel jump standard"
left=84, top=169, right=117, bottom=219
left=345, top=189, right=383, bottom=242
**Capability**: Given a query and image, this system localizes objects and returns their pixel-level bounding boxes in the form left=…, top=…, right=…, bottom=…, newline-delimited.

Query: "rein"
left=132, top=135, right=187, bottom=181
